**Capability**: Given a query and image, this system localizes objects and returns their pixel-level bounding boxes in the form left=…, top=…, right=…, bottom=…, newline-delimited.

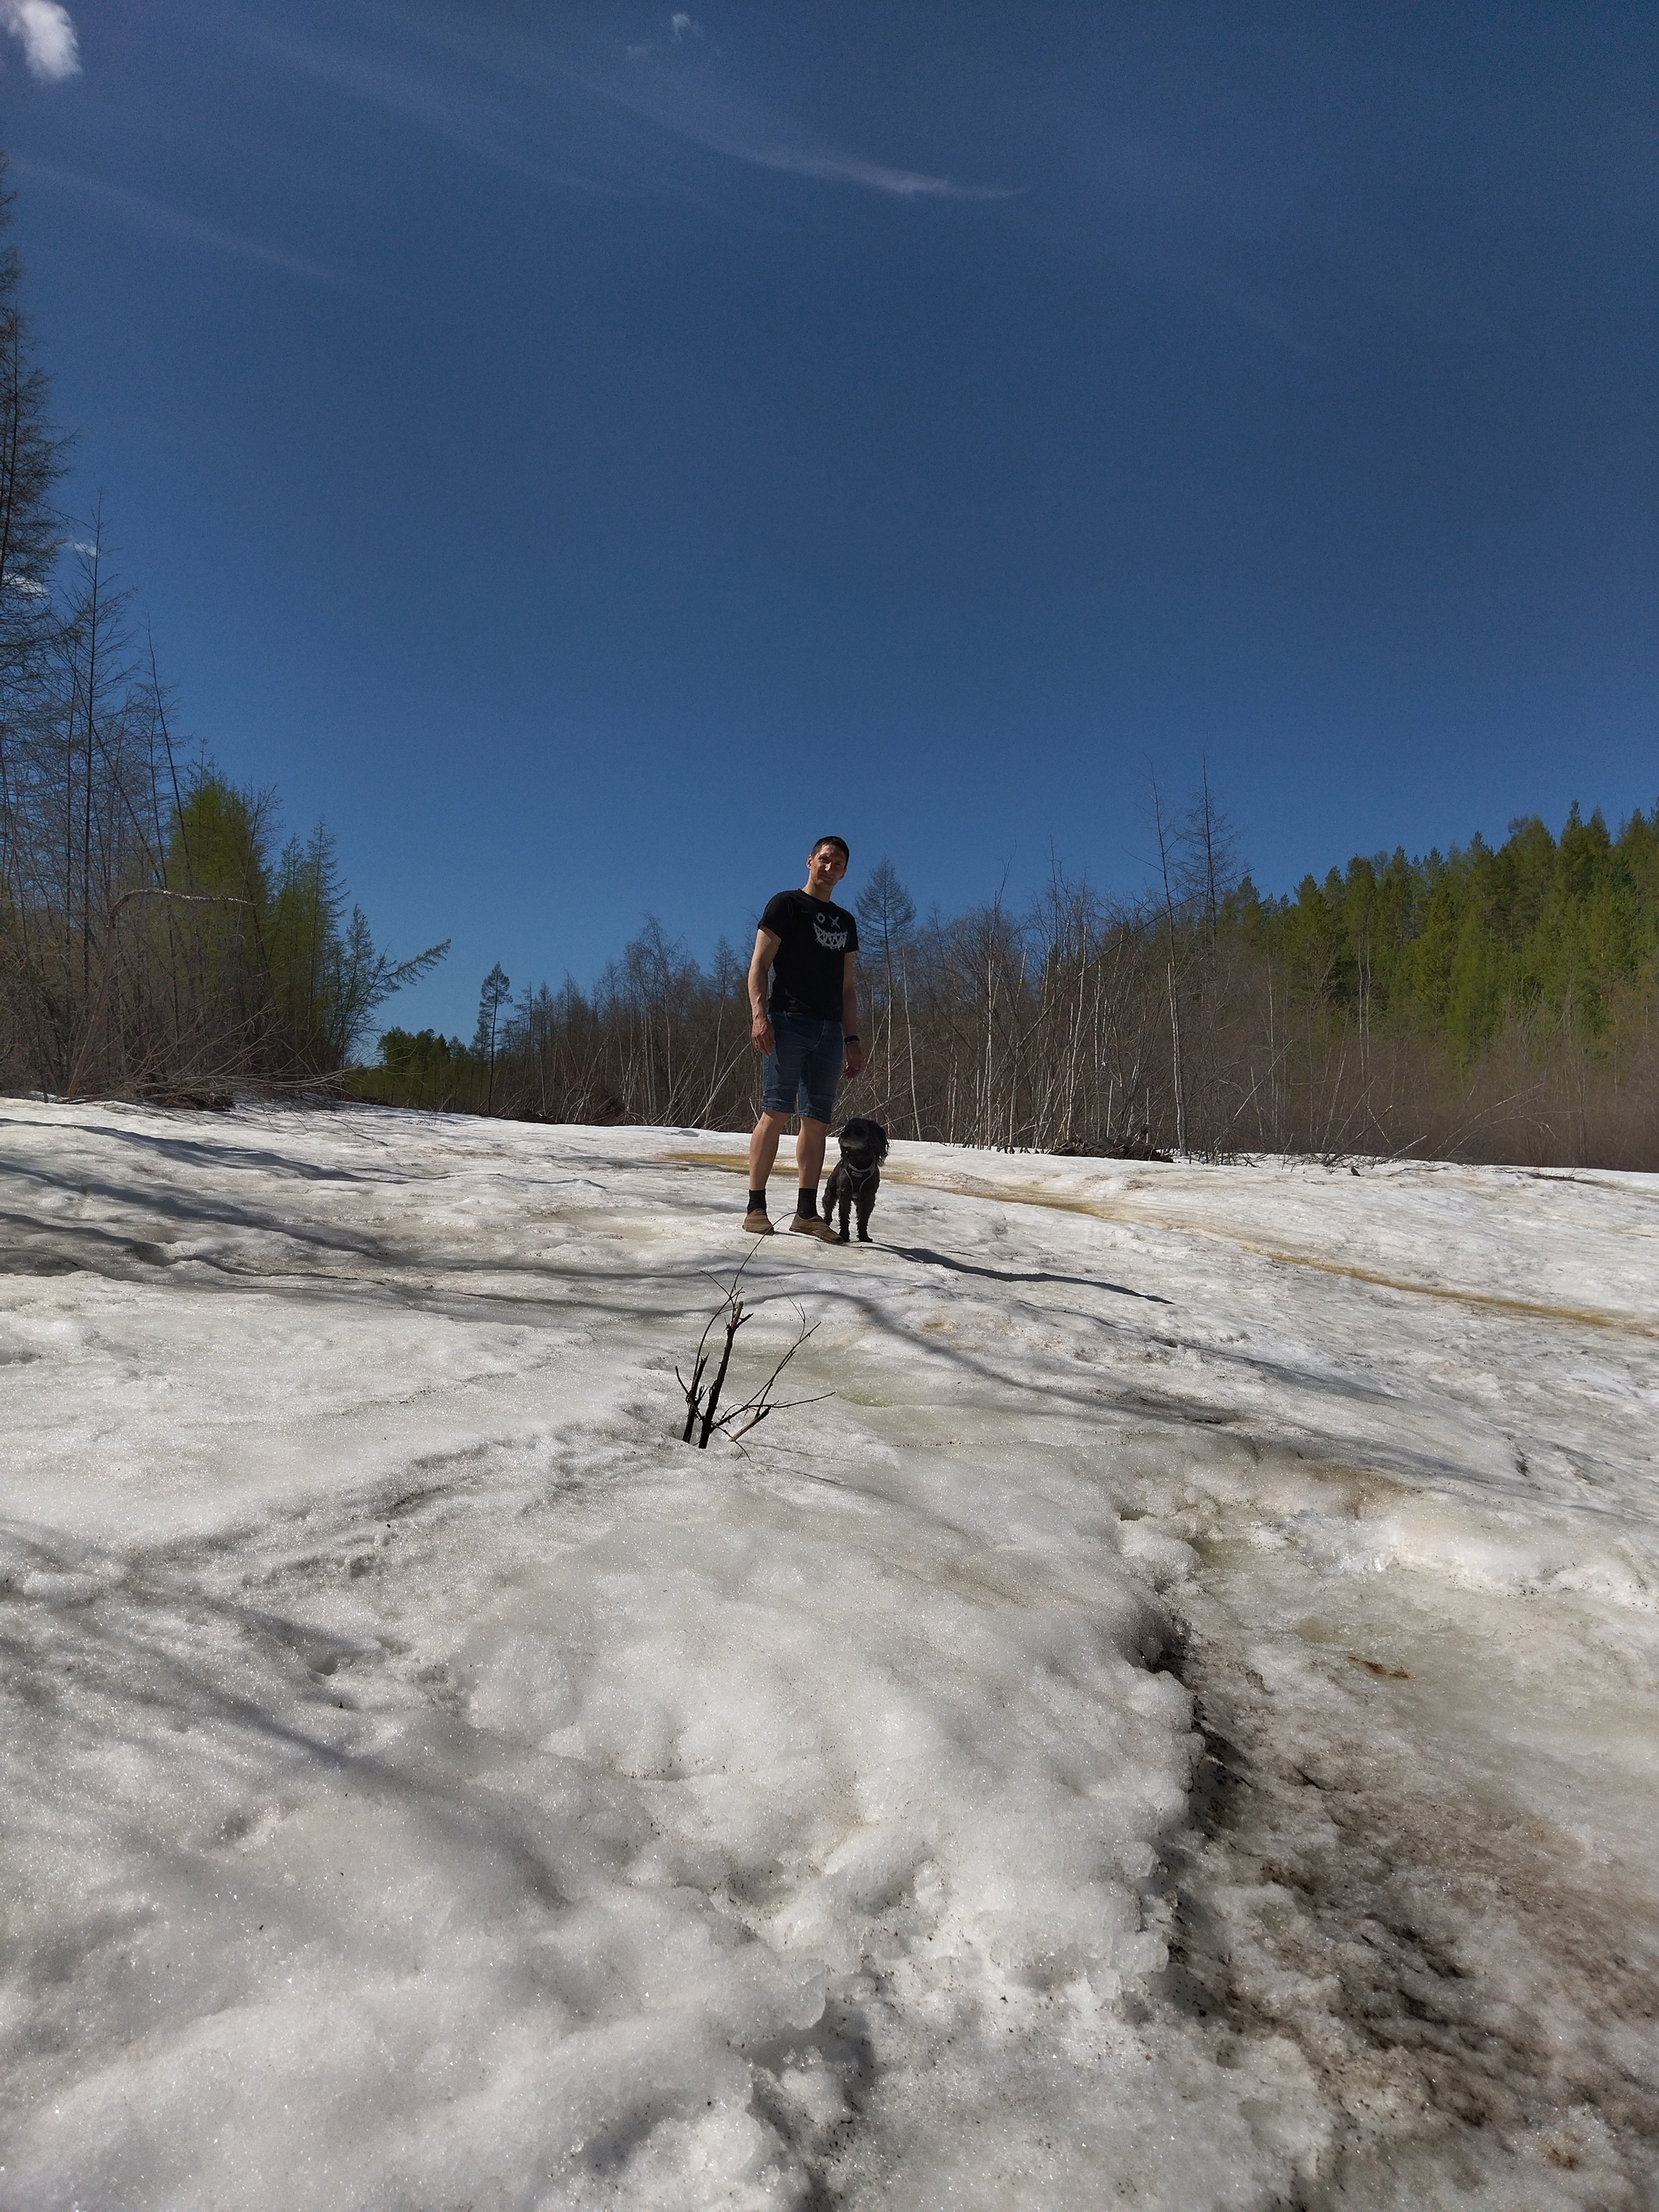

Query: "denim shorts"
left=762, top=1011, right=844, bottom=1123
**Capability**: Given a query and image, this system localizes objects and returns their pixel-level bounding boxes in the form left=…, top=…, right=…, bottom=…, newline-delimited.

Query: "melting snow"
left=2, top=1102, right=1657, bottom=2208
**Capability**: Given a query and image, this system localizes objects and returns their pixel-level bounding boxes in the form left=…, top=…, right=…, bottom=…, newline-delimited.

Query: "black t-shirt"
left=760, top=889, right=859, bottom=1021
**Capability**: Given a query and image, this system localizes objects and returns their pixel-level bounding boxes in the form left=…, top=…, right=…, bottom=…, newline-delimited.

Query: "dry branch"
left=675, top=1250, right=827, bottom=1451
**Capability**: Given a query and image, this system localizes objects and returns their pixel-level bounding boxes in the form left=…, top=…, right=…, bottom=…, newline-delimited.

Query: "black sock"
left=795, top=1188, right=817, bottom=1218
left=747, top=1188, right=767, bottom=1213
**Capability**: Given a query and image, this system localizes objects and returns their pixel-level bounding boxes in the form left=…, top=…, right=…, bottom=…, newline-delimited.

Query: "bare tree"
left=474, top=962, right=511, bottom=1114
left=1151, top=780, right=1188, bottom=1156
left=855, top=857, right=917, bottom=1132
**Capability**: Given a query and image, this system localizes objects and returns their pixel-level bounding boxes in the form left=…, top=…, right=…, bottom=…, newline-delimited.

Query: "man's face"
left=807, top=843, right=849, bottom=895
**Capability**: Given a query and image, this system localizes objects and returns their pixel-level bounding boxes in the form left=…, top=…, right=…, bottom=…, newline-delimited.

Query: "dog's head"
left=837, top=1116, right=889, bottom=1168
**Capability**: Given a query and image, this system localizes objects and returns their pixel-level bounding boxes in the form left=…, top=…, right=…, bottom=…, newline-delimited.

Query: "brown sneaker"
left=743, top=1208, right=774, bottom=1235
left=788, top=1214, right=839, bottom=1242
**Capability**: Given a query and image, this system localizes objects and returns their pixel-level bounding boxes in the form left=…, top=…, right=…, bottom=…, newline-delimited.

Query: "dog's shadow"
left=884, top=1245, right=1171, bottom=1303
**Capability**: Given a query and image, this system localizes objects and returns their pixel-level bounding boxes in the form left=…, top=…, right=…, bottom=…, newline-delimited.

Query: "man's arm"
left=842, top=953, right=865, bottom=1079
left=749, top=927, right=780, bottom=1056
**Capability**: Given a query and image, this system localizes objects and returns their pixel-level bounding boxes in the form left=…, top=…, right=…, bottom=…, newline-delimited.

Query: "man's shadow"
left=884, top=1245, right=1171, bottom=1304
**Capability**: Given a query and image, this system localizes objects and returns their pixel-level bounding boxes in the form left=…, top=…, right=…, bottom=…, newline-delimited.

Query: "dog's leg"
left=855, top=1174, right=877, bottom=1242
left=837, top=1183, right=852, bottom=1242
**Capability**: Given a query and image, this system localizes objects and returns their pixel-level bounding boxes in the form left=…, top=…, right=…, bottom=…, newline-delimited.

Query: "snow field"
left=2, top=1102, right=1658, bottom=2207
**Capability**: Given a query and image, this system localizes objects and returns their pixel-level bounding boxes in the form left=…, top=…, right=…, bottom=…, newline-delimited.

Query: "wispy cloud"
left=628, top=11, right=702, bottom=65
left=14, top=161, right=344, bottom=287
left=657, top=127, right=1018, bottom=202
left=609, top=18, right=1021, bottom=202
left=250, top=5, right=1020, bottom=208
left=0, top=0, right=79, bottom=81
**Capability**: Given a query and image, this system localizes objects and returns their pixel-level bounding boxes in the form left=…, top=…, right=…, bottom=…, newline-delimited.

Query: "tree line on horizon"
left=0, top=158, right=439, bottom=1101
left=361, top=788, right=1659, bottom=1172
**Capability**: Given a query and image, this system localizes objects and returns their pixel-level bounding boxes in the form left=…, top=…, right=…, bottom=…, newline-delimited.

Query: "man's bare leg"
left=795, top=1116, right=829, bottom=1201
left=781, top=1116, right=837, bottom=1240
left=748, top=1110, right=790, bottom=1194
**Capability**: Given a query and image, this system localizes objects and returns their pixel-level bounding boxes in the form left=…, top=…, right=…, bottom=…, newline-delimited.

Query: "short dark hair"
left=812, top=835, right=850, bottom=860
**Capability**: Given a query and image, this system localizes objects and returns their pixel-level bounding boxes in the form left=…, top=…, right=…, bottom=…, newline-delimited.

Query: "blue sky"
left=3, top=0, right=1655, bottom=1040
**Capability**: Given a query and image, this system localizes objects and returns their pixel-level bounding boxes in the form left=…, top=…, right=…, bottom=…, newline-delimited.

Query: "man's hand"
left=751, top=1011, right=775, bottom=1056
left=843, top=1038, right=866, bottom=1079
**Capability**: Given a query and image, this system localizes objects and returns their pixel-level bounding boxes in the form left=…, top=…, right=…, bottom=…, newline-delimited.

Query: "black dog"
left=823, top=1117, right=889, bottom=1243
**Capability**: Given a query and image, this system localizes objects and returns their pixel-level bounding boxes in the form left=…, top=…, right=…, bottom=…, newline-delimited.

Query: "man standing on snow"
left=744, top=837, right=865, bottom=1238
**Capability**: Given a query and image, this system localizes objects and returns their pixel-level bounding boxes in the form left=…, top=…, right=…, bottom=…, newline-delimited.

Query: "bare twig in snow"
left=675, top=1247, right=828, bottom=1450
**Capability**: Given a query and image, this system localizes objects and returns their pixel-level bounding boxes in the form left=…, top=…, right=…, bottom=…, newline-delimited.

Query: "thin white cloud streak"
left=677, top=134, right=1018, bottom=201
left=14, top=162, right=344, bottom=287
left=615, top=78, right=1021, bottom=200
left=586, top=40, right=1025, bottom=202
left=248, top=6, right=1020, bottom=207
left=0, top=0, right=79, bottom=80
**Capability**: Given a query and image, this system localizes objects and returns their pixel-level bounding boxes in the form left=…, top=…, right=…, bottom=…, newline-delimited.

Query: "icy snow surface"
left=3, top=1101, right=1659, bottom=2210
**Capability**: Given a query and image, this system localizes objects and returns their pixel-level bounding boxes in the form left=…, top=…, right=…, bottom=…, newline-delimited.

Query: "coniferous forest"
left=3, top=154, right=1656, bottom=1166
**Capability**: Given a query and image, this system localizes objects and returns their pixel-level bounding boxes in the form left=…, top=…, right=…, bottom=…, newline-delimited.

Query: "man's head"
left=804, top=837, right=850, bottom=897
